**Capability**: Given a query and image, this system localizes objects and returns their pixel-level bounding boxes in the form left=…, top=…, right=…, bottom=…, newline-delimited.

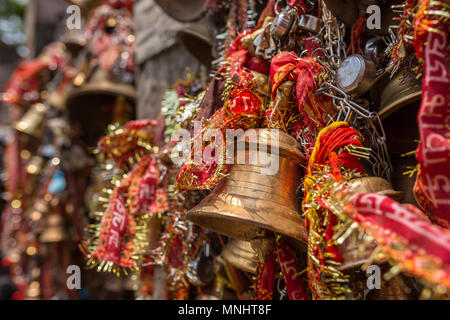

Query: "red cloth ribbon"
left=277, top=240, right=310, bottom=300
left=286, top=0, right=307, bottom=14
left=127, top=155, right=158, bottom=215
left=412, top=0, right=450, bottom=228
left=91, top=186, right=136, bottom=268
left=254, top=251, right=276, bottom=300
left=342, top=192, right=450, bottom=289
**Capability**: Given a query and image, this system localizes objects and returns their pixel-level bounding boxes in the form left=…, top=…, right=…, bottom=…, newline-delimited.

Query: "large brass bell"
left=154, top=0, right=206, bottom=22
left=177, top=18, right=213, bottom=67
left=337, top=177, right=401, bottom=271
left=40, top=213, right=69, bottom=243
left=187, top=128, right=308, bottom=242
left=222, top=240, right=259, bottom=274
left=371, top=69, right=422, bottom=205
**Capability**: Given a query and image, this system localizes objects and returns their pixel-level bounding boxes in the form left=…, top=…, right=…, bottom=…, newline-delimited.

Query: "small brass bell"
left=177, top=17, right=213, bottom=66
left=61, top=29, right=87, bottom=57
left=40, top=213, right=69, bottom=243
left=347, top=177, right=403, bottom=201
left=147, top=216, right=161, bottom=250
left=187, top=128, right=309, bottom=243
left=222, top=240, right=259, bottom=274
left=196, top=256, right=236, bottom=300
left=338, top=177, right=401, bottom=271
left=15, top=103, right=48, bottom=138
left=26, top=155, right=44, bottom=175
left=48, top=91, right=66, bottom=111
left=154, top=0, right=206, bottom=22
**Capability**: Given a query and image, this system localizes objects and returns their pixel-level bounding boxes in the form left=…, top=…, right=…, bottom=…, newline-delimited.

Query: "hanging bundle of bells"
left=71, top=0, right=450, bottom=300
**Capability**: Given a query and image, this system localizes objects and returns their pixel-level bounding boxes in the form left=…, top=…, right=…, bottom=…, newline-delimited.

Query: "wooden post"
left=24, top=0, right=37, bottom=59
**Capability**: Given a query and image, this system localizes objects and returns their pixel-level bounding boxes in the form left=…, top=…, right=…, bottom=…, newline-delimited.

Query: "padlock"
left=337, top=54, right=377, bottom=96
left=297, top=14, right=319, bottom=33
left=364, top=37, right=386, bottom=65
left=270, top=8, right=298, bottom=40
left=254, top=22, right=277, bottom=60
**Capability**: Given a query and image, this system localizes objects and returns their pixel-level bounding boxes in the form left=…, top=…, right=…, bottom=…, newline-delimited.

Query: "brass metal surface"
left=187, top=129, right=308, bottom=242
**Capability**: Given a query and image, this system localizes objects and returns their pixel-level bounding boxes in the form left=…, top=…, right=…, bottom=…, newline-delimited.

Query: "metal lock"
left=337, top=54, right=376, bottom=96
left=254, top=23, right=277, bottom=60
left=270, top=8, right=297, bottom=40
left=364, top=37, right=386, bottom=64
left=297, top=14, right=319, bottom=34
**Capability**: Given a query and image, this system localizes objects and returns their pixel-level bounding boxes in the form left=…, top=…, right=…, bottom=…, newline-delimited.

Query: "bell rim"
left=66, top=81, right=136, bottom=110
left=222, top=240, right=258, bottom=274
left=186, top=192, right=308, bottom=243
left=378, top=90, right=421, bottom=120
left=348, top=176, right=404, bottom=201
left=238, top=128, right=306, bottom=164
left=371, top=69, right=422, bottom=120
left=177, top=28, right=213, bottom=66
left=154, top=0, right=206, bottom=23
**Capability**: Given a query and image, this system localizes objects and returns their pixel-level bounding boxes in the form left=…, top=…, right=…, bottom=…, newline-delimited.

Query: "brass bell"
left=269, top=80, right=295, bottom=110
left=40, top=213, right=69, bottom=243
left=66, top=67, right=136, bottom=107
left=66, top=67, right=136, bottom=145
left=196, top=256, right=236, bottom=300
left=371, top=69, right=422, bottom=205
left=338, top=177, right=401, bottom=271
left=177, top=18, right=213, bottom=66
left=48, top=91, right=66, bottom=111
left=372, top=69, right=422, bottom=121
left=61, top=29, right=87, bottom=57
left=222, top=240, right=259, bottom=274
left=347, top=177, right=403, bottom=201
left=26, top=155, right=44, bottom=175
left=15, top=103, right=48, bottom=138
left=155, top=0, right=206, bottom=22
left=187, top=128, right=309, bottom=243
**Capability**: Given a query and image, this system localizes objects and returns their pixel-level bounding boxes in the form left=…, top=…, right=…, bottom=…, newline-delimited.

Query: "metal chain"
left=313, top=1, right=392, bottom=181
